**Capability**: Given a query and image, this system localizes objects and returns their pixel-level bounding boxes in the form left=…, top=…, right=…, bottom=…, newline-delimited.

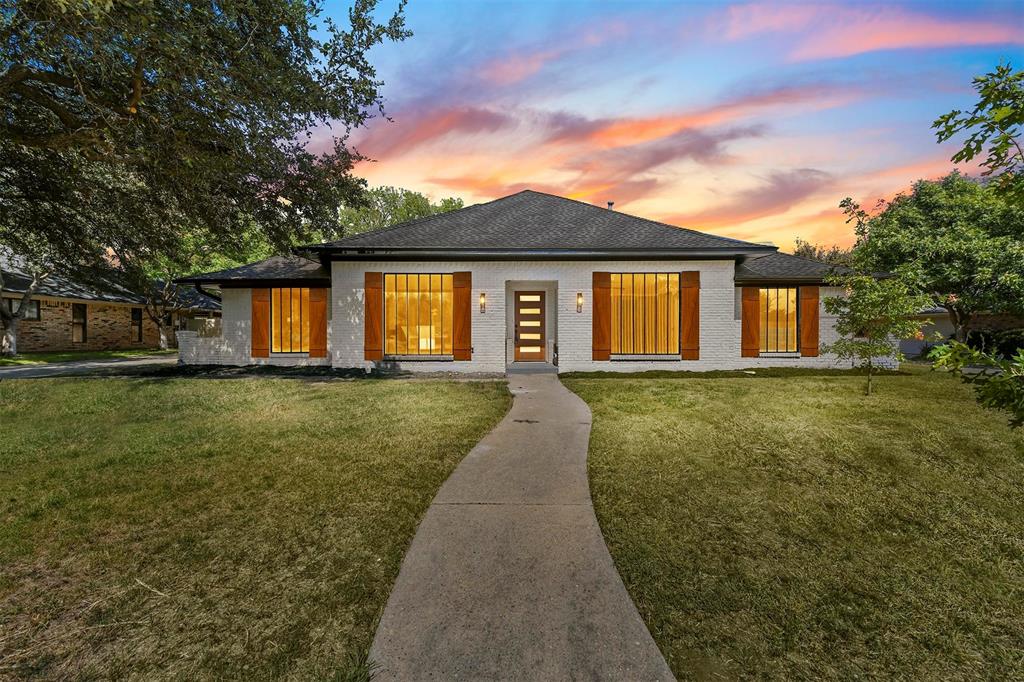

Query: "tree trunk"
left=157, top=323, right=169, bottom=350
left=866, top=356, right=873, bottom=396
left=2, top=317, right=18, bottom=356
left=945, top=306, right=970, bottom=342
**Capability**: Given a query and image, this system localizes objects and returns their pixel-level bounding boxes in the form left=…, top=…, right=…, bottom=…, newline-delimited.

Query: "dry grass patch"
left=0, top=377, right=510, bottom=679
left=564, top=367, right=1024, bottom=679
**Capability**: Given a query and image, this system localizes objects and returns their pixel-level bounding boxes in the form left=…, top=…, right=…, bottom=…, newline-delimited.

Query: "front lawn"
left=564, top=367, right=1024, bottom=679
left=0, top=377, right=510, bottom=679
left=0, top=348, right=177, bottom=367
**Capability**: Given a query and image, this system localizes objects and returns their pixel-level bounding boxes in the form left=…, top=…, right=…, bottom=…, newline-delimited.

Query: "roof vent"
left=606, top=201, right=614, bottom=210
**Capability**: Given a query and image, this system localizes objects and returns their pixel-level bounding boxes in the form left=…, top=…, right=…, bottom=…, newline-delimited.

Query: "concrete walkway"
left=0, top=355, right=176, bottom=379
left=369, top=373, right=675, bottom=681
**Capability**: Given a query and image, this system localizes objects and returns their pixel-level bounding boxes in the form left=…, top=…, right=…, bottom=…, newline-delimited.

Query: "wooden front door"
left=514, top=291, right=546, bottom=362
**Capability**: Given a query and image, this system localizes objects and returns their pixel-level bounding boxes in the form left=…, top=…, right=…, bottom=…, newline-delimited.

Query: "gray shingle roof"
left=177, top=255, right=330, bottom=285
left=734, top=252, right=852, bottom=283
left=308, top=190, right=774, bottom=256
left=1, top=254, right=219, bottom=310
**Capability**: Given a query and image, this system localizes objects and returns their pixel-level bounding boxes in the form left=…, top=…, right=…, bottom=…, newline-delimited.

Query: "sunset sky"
left=327, top=0, right=1023, bottom=251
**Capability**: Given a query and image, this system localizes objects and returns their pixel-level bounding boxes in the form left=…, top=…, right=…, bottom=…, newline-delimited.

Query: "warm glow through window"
left=610, top=273, right=680, bottom=354
left=271, top=288, right=310, bottom=353
left=385, top=274, right=454, bottom=355
left=759, top=287, right=798, bottom=353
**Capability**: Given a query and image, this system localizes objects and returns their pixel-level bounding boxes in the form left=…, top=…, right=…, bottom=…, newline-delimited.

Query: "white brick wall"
left=177, top=288, right=331, bottom=366
left=329, top=260, right=866, bottom=373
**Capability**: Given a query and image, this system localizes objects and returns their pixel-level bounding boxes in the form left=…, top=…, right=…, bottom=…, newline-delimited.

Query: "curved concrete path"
left=369, top=373, right=674, bottom=680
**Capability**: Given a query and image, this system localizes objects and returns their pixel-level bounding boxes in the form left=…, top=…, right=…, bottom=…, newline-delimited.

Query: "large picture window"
left=760, top=287, right=798, bottom=353
left=610, top=273, right=680, bottom=355
left=384, top=274, right=454, bottom=356
left=271, top=287, right=310, bottom=353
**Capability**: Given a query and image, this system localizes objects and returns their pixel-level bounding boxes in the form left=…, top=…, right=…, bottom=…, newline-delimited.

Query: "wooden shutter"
left=741, top=287, right=760, bottom=358
left=680, top=272, right=700, bottom=360
left=799, top=286, right=820, bottom=357
left=364, top=273, right=383, bottom=361
left=309, top=288, right=328, bottom=358
left=453, top=271, right=472, bottom=360
left=251, top=288, right=270, bottom=358
left=592, top=272, right=611, bottom=361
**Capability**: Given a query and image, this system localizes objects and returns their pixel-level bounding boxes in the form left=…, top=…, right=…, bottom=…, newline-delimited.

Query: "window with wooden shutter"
left=799, top=286, right=820, bottom=357
left=452, top=271, right=472, bottom=360
left=251, top=289, right=270, bottom=358
left=364, top=273, right=383, bottom=361
left=741, top=287, right=760, bottom=358
left=680, top=272, right=699, bottom=360
left=592, top=272, right=611, bottom=360
left=308, top=288, right=328, bottom=358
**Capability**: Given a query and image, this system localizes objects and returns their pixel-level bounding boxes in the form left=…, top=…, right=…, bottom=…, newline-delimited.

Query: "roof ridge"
left=517, top=189, right=770, bottom=249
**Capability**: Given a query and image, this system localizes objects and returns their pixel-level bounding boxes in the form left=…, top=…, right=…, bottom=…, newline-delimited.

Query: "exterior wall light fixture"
left=479, top=292, right=486, bottom=313
left=576, top=292, right=584, bottom=313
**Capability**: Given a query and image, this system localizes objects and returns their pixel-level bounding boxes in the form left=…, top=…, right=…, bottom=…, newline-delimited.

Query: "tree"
left=931, top=342, right=1024, bottom=429
left=792, top=238, right=853, bottom=266
left=821, top=273, right=930, bottom=396
left=335, top=186, right=464, bottom=238
left=0, top=250, right=50, bottom=355
left=1, top=0, right=408, bottom=354
left=845, top=173, right=1024, bottom=341
left=934, top=63, right=1024, bottom=204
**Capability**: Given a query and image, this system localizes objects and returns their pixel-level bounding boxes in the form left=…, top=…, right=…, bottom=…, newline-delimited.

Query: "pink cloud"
left=723, top=3, right=1023, bottom=61
left=477, top=18, right=632, bottom=86
left=354, top=107, right=515, bottom=158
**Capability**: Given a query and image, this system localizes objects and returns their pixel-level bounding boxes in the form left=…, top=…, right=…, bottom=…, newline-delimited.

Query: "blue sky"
left=328, top=0, right=1024, bottom=249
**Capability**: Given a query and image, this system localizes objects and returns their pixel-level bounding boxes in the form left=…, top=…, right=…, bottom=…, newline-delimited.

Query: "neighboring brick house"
left=1, top=256, right=220, bottom=353
left=176, top=190, right=874, bottom=372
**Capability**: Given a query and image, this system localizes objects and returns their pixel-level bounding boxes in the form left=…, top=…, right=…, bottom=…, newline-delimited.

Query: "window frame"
left=71, top=303, right=87, bottom=343
left=130, top=307, right=143, bottom=342
left=758, top=286, right=800, bottom=356
left=383, top=272, right=455, bottom=360
left=610, top=272, right=682, bottom=358
left=5, top=297, right=40, bottom=321
left=269, top=287, right=311, bottom=354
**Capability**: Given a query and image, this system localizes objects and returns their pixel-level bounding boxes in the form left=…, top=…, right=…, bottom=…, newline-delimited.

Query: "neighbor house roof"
left=176, top=255, right=331, bottom=287
left=1, top=254, right=220, bottom=310
left=304, top=190, right=777, bottom=260
left=733, top=252, right=853, bottom=284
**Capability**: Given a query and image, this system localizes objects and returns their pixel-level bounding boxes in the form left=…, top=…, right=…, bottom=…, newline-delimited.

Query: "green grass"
left=0, top=377, right=511, bottom=679
left=563, top=367, right=1024, bottom=679
left=0, top=348, right=177, bottom=366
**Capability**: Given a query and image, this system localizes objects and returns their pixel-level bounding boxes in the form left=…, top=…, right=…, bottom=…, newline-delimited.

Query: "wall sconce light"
left=479, top=292, right=486, bottom=313
left=576, top=292, right=584, bottom=313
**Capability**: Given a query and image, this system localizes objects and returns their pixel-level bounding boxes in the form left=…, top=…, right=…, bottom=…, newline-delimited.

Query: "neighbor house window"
left=271, top=287, right=310, bottom=353
left=131, top=307, right=143, bottom=342
left=760, top=287, right=798, bottom=353
left=384, top=274, right=454, bottom=356
left=6, top=298, right=40, bottom=320
left=72, top=303, right=87, bottom=343
left=610, top=273, right=680, bottom=355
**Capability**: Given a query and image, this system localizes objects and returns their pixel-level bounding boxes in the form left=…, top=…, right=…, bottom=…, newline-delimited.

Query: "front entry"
left=514, top=291, right=546, bottom=361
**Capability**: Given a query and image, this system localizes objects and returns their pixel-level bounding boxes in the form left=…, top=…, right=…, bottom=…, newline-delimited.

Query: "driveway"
left=0, top=355, right=177, bottom=379
left=369, top=372, right=674, bottom=680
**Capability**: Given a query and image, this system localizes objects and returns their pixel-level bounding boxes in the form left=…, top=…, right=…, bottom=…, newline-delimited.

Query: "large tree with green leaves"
left=0, top=0, right=407, bottom=354
left=846, top=172, right=1024, bottom=341
left=934, top=63, right=1023, bottom=204
left=334, top=185, right=464, bottom=239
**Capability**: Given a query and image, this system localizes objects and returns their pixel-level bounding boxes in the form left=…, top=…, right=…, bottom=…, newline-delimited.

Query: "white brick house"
left=177, top=190, right=854, bottom=373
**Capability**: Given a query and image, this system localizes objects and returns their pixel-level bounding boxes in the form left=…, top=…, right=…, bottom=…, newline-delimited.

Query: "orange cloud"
left=723, top=3, right=1023, bottom=61
left=566, top=84, right=862, bottom=148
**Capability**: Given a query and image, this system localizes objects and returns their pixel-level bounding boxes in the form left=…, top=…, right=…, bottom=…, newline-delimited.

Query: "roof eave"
left=314, top=246, right=777, bottom=261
